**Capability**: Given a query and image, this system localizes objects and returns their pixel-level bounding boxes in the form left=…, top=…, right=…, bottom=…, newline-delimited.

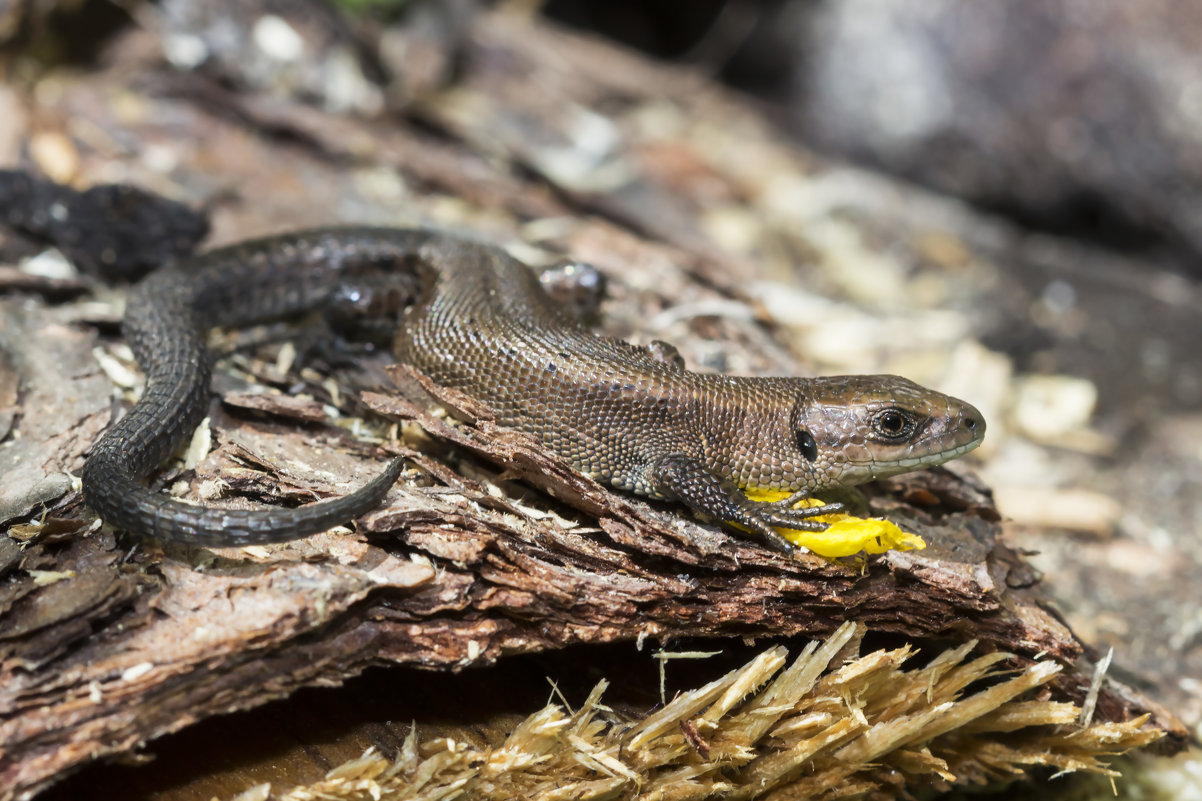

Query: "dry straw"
left=231, top=623, right=1159, bottom=801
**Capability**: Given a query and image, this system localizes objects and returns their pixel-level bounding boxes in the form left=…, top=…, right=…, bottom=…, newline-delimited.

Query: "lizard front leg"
left=646, top=453, right=843, bottom=554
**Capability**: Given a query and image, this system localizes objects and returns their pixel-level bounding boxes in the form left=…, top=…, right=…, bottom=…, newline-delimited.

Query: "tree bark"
left=0, top=4, right=1187, bottom=799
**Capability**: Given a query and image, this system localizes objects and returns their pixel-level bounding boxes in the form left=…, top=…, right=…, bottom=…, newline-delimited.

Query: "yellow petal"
left=742, top=488, right=926, bottom=558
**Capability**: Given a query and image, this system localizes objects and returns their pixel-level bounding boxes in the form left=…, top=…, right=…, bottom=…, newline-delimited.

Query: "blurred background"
left=2, top=0, right=1200, bottom=798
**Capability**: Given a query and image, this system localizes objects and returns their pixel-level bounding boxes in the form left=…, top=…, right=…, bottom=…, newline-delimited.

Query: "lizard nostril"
left=964, top=416, right=977, bottom=430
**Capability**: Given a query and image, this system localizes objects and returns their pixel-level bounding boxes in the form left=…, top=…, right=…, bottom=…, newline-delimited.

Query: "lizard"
left=81, top=227, right=985, bottom=552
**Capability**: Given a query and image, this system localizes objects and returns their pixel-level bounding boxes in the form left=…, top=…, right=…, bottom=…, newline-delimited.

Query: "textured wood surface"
left=0, top=3, right=1188, bottom=799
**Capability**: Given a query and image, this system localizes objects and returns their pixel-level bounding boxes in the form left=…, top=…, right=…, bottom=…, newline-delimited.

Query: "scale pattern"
left=81, top=228, right=985, bottom=550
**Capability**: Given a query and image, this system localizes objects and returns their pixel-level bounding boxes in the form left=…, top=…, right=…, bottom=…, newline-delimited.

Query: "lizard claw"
left=731, top=499, right=845, bottom=553
left=765, top=489, right=812, bottom=509
left=754, top=499, right=844, bottom=529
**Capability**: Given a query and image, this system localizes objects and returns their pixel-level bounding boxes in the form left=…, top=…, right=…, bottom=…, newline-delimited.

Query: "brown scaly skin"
left=81, top=228, right=985, bottom=552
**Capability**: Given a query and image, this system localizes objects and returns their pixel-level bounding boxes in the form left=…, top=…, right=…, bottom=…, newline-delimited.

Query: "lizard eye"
left=871, top=408, right=916, bottom=441
left=796, top=429, right=818, bottom=462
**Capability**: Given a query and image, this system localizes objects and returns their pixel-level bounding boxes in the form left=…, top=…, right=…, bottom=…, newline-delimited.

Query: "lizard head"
left=789, top=375, right=985, bottom=489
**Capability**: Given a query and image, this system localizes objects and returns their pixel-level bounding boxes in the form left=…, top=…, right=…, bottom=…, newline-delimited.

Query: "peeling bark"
left=0, top=4, right=1189, bottom=800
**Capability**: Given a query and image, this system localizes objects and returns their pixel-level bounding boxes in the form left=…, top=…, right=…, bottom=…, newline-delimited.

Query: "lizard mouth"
left=889, top=437, right=982, bottom=469
left=849, top=436, right=984, bottom=480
